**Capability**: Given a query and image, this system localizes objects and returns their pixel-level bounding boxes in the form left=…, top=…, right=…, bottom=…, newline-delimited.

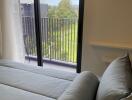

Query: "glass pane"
left=40, top=0, right=79, bottom=72
left=20, top=0, right=37, bottom=66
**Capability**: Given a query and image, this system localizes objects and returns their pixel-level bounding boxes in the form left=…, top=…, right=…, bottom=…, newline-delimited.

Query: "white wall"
left=82, top=0, right=132, bottom=76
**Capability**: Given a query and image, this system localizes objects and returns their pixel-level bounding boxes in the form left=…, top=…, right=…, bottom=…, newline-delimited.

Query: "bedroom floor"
left=25, top=60, right=76, bottom=73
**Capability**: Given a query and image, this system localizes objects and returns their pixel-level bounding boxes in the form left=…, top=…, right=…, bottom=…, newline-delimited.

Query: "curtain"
left=0, top=0, right=25, bottom=62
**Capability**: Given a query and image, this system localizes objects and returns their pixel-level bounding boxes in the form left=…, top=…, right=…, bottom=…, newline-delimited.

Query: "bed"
left=0, top=60, right=99, bottom=100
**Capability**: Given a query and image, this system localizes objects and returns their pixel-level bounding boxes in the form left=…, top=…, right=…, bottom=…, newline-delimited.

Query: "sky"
left=20, top=0, right=79, bottom=5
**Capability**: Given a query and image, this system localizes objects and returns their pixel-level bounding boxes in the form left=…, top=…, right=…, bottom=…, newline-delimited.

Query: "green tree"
left=48, top=0, right=77, bottom=18
left=48, top=6, right=57, bottom=18
left=55, top=0, right=77, bottom=18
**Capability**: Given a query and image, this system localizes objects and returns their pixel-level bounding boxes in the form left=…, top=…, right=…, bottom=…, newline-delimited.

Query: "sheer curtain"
left=0, top=0, right=25, bottom=62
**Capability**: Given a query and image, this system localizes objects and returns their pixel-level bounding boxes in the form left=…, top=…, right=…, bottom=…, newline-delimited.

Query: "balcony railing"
left=22, top=16, right=78, bottom=66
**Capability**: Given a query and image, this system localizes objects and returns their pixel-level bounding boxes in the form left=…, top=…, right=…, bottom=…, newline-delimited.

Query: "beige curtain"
left=0, top=0, right=25, bottom=62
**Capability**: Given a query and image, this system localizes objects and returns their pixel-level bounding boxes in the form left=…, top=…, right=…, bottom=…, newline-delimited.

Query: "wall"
left=0, top=3, right=2, bottom=58
left=82, top=0, right=132, bottom=76
left=0, top=20, right=2, bottom=58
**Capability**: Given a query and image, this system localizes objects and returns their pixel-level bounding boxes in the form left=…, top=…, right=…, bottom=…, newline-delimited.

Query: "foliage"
left=41, top=19, right=78, bottom=63
left=48, top=0, right=77, bottom=18
left=24, top=18, right=78, bottom=63
left=48, top=6, right=57, bottom=18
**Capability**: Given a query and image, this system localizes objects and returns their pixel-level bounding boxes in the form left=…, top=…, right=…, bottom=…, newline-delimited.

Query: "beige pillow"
left=58, top=71, right=99, bottom=100
left=96, top=54, right=132, bottom=100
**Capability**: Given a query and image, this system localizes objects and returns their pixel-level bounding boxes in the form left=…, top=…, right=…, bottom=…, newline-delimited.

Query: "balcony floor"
left=25, top=60, right=76, bottom=73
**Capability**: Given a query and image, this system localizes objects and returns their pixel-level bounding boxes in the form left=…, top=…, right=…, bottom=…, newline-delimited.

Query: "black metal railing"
left=22, top=16, right=78, bottom=65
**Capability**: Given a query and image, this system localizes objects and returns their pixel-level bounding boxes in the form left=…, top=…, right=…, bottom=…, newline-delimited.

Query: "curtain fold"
left=0, top=0, right=25, bottom=62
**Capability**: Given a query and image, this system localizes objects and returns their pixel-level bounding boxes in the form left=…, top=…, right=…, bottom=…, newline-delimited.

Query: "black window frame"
left=77, top=0, right=84, bottom=73
left=34, top=0, right=85, bottom=73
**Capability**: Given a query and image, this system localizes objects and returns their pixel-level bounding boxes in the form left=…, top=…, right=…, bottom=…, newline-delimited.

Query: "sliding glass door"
left=20, top=0, right=84, bottom=73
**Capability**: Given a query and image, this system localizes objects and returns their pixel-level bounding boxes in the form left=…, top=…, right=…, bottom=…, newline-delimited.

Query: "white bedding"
left=0, top=60, right=99, bottom=100
left=0, top=60, right=78, bottom=100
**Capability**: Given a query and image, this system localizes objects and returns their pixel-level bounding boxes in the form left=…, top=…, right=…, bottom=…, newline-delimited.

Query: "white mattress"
left=0, top=60, right=78, bottom=100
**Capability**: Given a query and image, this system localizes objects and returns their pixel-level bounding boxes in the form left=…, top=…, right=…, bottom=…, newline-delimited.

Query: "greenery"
left=42, top=21, right=78, bottom=63
left=48, top=0, right=77, bottom=18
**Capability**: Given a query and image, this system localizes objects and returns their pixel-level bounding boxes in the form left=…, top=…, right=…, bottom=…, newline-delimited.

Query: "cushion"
left=121, top=93, right=132, bottom=100
left=0, top=66, right=72, bottom=99
left=0, top=60, right=79, bottom=100
left=96, top=54, right=132, bottom=100
left=58, top=71, right=99, bottom=100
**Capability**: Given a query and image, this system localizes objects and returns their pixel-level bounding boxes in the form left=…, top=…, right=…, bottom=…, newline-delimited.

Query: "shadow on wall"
left=0, top=19, right=2, bottom=58
left=82, top=41, right=129, bottom=76
left=81, top=0, right=132, bottom=76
